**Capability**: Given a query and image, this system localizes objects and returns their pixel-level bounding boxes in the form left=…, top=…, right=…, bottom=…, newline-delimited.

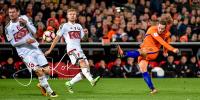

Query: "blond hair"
left=67, top=8, right=77, bottom=13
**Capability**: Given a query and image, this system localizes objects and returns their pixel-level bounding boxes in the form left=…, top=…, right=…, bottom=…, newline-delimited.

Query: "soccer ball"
left=42, top=31, right=55, bottom=42
left=151, top=67, right=165, bottom=78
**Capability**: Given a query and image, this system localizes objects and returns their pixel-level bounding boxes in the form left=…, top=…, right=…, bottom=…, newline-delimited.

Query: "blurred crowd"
left=0, top=0, right=200, bottom=43
left=0, top=0, right=200, bottom=78
left=1, top=54, right=200, bottom=79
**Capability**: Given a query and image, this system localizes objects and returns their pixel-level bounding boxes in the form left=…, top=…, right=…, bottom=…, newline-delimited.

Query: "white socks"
left=81, top=67, right=93, bottom=82
left=38, top=75, right=53, bottom=94
left=69, top=72, right=83, bottom=85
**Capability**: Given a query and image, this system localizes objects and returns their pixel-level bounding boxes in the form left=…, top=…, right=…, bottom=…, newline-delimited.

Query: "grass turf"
left=0, top=78, right=200, bottom=100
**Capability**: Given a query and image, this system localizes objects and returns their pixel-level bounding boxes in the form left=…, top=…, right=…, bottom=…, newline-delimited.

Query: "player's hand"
left=173, top=48, right=179, bottom=53
left=163, top=53, right=168, bottom=57
left=18, top=18, right=27, bottom=26
left=44, top=50, right=51, bottom=56
left=26, top=38, right=36, bottom=44
left=83, top=28, right=88, bottom=34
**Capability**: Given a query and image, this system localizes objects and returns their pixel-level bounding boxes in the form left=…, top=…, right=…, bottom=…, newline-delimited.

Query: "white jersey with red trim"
left=5, top=15, right=41, bottom=56
left=57, top=22, right=85, bottom=53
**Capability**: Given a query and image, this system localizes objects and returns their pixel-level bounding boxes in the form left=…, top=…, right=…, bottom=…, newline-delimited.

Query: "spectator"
left=106, top=24, right=118, bottom=41
left=125, top=21, right=139, bottom=41
left=25, top=3, right=33, bottom=18
left=177, top=56, right=192, bottom=77
left=125, top=0, right=135, bottom=13
left=97, top=60, right=111, bottom=78
left=1, top=57, right=16, bottom=78
left=180, top=26, right=192, bottom=42
left=171, top=35, right=179, bottom=42
left=120, top=33, right=129, bottom=42
left=150, top=0, right=162, bottom=16
left=36, top=22, right=45, bottom=42
left=112, top=28, right=126, bottom=42
left=46, top=17, right=59, bottom=32
left=190, top=33, right=198, bottom=42
left=88, top=59, right=98, bottom=78
left=178, top=18, right=189, bottom=36
left=78, top=15, right=88, bottom=29
left=111, top=58, right=123, bottom=78
left=198, top=34, right=200, bottom=42
left=123, top=57, right=141, bottom=78
left=161, top=55, right=177, bottom=78
left=170, top=20, right=179, bottom=36
left=135, top=0, right=145, bottom=18
left=17, top=63, right=31, bottom=78
left=39, top=4, right=49, bottom=21
left=57, top=9, right=64, bottom=23
left=188, top=56, right=199, bottom=77
left=88, top=25, right=99, bottom=42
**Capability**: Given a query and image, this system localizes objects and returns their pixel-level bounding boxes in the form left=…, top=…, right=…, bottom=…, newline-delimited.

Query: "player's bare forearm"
left=49, top=35, right=60, bottom=52
left=45, top=35, right=60, bottom=56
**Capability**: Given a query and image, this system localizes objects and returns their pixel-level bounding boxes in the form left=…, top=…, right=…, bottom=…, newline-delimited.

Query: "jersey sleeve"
left=150, top=32, right=175, bottom=52
left=21, top=15, right=36, bottom=34
left=57, top=24, right=65, bottom=37
left=163, top=32, right=171, bottom=54
left=5, top=28, right=13, bottom=42
left=79, top=25, right=85, bottom=39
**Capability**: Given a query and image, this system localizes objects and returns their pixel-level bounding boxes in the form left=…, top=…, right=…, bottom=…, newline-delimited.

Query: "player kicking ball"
left=5, top=5, right=57, bottom=97
left=45, top=8, right=100, bottom=93
left=117, top=17, right=179, bottom=94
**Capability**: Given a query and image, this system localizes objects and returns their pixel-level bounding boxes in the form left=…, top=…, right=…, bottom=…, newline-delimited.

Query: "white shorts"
left=19, top=50, right=48, bottom=71
left=67, top=49, right=88, bottom=65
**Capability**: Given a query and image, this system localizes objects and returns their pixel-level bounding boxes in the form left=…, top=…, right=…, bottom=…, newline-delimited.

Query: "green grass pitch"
left=0, top=78, right=200, bottom=100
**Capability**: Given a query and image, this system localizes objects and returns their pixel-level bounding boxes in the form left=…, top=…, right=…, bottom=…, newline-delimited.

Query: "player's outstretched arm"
left=163, top=36, right=171, bottom=57
left=45, top=35, right=60, bottom=56
left=151, top=33, right=179, bottom=53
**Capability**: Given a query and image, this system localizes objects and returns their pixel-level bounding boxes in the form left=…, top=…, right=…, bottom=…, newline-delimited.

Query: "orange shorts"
left=138, top=47, right=159, bottom=62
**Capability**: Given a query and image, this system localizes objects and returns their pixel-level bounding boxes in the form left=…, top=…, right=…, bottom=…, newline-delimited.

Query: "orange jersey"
left=140, top=26, right=175, bottom=53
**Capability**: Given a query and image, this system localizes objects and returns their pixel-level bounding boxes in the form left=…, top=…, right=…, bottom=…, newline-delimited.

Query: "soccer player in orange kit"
left=117, top=17, right=179, bottom=94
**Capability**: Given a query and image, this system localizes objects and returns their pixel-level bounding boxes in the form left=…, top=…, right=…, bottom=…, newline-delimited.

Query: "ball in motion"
left=42, top=31, right=55, bottom=42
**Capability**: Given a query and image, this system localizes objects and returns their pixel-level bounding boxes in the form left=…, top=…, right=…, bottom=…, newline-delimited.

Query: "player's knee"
left=140, top=68, right=147, bottom=73
left=43, top=66, right=50, bottom=75
left=139, top=64, right=148, bottom=73
left=35, top=68, right=45, bottom=76
left=79, top=59, right=88, bottom=68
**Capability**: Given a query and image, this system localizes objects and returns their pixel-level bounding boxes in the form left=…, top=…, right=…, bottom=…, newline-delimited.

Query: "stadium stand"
left=0, top=0, right=199, bottom=78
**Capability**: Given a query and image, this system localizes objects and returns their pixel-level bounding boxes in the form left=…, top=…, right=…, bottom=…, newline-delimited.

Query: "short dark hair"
left=8, top=5, right=20, bottom=11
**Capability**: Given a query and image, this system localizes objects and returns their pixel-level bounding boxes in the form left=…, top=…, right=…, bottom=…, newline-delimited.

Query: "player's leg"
left=67, top=51, right=100, bottom=86
left=138, top=53, right=158, bottom=94
left=78, top=58, right=100, bottom=86
left=20, top=54, right=48, bottom=96
left=35, top=68, right=48, bottom=96
left=65, top=72, right=84, bottom=93
left=64, top=51, right=84, bottom=93
left=139, top=59, right=157, bottom=94
left=117, top=45, right=146, bottom=58
left=36, top=54, right=58, bottom=97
